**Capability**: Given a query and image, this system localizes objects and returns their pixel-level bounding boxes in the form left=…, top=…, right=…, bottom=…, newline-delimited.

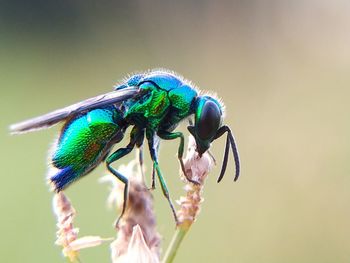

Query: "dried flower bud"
left=162, top=135, right=215, bottom=263
left=101, top=160, right=161, bottom=263
left=53, top=192, right=110, bottom=262
left=177, top=135, right=214, bottom=226
left=112, top=224, right=159, bottom=263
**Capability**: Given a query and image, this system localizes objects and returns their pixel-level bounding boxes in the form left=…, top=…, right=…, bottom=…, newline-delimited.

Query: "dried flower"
left=112, top=224, right=159, bottom=263
left=53, top=192, right=111, bottom=262
left=163, top=135, right=214, bottom=263
left=177, top=135, right=214, bottom=227
left=101, top=160, right=161, bottom=263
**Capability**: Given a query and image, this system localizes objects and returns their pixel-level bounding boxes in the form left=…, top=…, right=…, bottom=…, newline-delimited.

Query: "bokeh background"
left=1, top=1, right=350, bottom=262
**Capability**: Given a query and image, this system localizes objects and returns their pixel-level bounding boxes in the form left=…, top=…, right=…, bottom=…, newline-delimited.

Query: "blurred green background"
left=1, top=1, right=350, bottom=262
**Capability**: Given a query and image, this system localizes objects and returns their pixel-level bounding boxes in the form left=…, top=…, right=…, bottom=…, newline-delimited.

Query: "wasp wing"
left=10, top=86, right=140, bottom=134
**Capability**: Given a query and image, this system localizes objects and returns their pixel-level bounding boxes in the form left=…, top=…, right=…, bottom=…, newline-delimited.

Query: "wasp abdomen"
left=49, top=107, right=124, bottom=191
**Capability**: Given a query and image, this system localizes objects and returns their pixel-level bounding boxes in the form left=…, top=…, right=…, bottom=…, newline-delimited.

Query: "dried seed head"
left=101, top=160, right=161, bottom=263
left=177, top=135, right=214, bottom=226
left=53, top=192, right=79, bottom=261
left=112, top=224, right=159, bottom=263
left=53, top=192, right=110, bottom=262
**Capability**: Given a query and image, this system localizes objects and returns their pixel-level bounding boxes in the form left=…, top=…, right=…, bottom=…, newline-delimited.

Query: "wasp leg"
left=135, top=130, right=153, bottom=189
left=154, top=162, right=178, bottom=224
left=138, top=144, right=156, bottom=190
left=147, top=132, right=178, bottom=224
left=106, top=126, right=141, bottom=227
left=149, top=164, right=156, bottom=190
left=158, top=130, right=200, bottom=185
left=149, top=138, right=160, bottom=190
left=207, top=150, right=217, bottom=165
left=137, top=145, right=145, bottom=182
left=106, top=148, right=133, bottom=227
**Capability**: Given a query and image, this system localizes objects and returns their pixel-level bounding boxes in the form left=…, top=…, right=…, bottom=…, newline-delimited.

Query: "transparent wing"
left=10, top=86, right=140, bottom=134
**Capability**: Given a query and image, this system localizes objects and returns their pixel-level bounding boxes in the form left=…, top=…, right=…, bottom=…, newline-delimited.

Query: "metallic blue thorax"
left=118, top=71, right=199, bottom=131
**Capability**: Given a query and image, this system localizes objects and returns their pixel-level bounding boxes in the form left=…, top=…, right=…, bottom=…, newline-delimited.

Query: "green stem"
left=162, top=226, right=190, bottom=263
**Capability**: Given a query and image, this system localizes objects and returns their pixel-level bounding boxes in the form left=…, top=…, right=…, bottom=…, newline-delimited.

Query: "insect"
left=10, top=69, right=240, bottom=224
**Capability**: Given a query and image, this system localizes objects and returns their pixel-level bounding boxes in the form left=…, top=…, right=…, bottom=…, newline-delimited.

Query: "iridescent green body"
left=50, top=70, right=199, bottom=191
left=122, top=73, right=198, bottom=131
left=12, top=69, right=240, bottom=226
left=50, top=107, right=125, bottom=190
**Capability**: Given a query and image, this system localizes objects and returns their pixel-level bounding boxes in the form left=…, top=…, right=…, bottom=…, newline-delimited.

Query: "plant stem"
left=162, top=225, right=190, bottom=263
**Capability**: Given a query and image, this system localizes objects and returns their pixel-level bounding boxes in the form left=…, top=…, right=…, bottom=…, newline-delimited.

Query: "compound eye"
left=197, top=101, right=221, bottom=140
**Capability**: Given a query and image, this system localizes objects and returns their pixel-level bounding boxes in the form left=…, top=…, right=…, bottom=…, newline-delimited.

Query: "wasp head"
left=188, top=95, right=240, bottom=182
left=188, top=96, right=223, bottom=156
